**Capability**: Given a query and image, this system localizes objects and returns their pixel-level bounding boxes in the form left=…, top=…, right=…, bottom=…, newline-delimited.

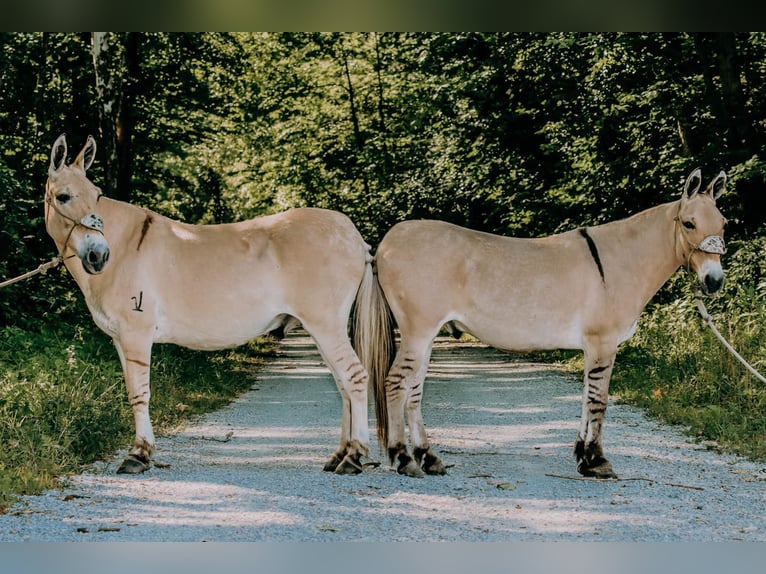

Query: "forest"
left=1, top=33, right=765, bottom=499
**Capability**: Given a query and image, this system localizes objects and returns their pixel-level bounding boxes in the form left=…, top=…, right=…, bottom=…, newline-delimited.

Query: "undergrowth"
left=0, top=321, right=276, bottom=511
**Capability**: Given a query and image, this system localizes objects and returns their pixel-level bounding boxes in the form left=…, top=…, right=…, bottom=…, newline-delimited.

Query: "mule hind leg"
left=308, top=327, right=371, bottom=475
left=575, top=339, right=618, bottom=479
left=384, top=335, right=447, bottom=477
left=406, top=345, right=447, bottom=476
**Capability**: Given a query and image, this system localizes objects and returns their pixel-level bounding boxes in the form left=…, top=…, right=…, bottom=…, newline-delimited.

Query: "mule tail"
left=352, top=259, right=395, bottom=453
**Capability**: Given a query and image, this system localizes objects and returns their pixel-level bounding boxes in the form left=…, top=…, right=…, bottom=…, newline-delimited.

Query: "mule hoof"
left=323, top=453, right=343, bottom=473
left=398, top=459, right=425, bottom=478
left=577, top=460, right=618, bottom=479
left=333, top=455, right=363, bottom=475
left=117, top=455, right=150, bottom=474
left=421, top=450, right=448, bottom=475
left=423, top=459, right=448, bottom=475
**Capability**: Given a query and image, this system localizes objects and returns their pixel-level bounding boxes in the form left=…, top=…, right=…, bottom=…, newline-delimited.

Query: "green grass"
left=0, top=322, right=276, bottom=511
left=611, top=293, right=766, bottom=460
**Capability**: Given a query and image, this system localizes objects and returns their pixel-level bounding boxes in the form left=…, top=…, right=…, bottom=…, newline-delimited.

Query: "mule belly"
left=153, top=307, right=283, bottom=350
left=454, top=310, right=584, bottom=352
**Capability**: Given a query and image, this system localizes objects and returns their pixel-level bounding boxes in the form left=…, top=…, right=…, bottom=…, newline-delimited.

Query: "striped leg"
left=113, top=334, right=155, bottom=474
left=575, top=342, right=618, bottom=478
left=311, top=329, right=370, bottom=475
left=385, top=337, right=438, bottom=477
left=406, top=343, right=447, bottom=476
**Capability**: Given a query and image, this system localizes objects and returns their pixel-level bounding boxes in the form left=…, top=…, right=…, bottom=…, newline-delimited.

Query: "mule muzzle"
left=701, top=271, right=724, bottom=295
left=697, top=260, right=724, bottom=296
left=693, top=235, right=726, bottom=296
left=81, top=244, right=110, bottom=274
left=79, top=235, right=110, bottom=274
left=75, top=213, right=109, bottom=274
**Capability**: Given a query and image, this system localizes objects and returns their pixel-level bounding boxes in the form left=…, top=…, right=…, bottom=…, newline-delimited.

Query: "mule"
left=44, top=134, right=374, bottom=475
left=354, top=169, right=727, bottom=478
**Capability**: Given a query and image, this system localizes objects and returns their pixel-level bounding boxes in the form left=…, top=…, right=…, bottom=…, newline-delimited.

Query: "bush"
left=613, top=238, right=766, bottom=459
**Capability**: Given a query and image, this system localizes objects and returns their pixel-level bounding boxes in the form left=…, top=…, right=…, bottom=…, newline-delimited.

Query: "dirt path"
left=1, top=332, right=764, bottom=541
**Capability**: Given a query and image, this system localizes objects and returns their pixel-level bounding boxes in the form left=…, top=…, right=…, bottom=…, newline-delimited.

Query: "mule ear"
left=682, top=168, right=702, bottom=199
left=49, top=134, right=67, bottom=176
left=74, top=135, right=97, bottom=172
left=707, top=171, right=726, bottom=201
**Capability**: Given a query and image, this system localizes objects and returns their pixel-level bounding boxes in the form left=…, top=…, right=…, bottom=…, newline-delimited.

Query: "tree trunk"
left=341, top=46, right=364, bottom=153
left=91, top=32, right=121, bottom=198
left=340, top=44, right=371, bottom=197
left=694, top=32, right=757, bottom=151
left=373, top=33, right=392, bottom=179
left=92, top=32, right=136, bottom=202
left=116, top=33, right=138, bottom=203
left=714, top=32, right=758, bottom=149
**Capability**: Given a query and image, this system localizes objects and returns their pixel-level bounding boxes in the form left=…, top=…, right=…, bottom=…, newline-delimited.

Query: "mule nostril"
left=88, top=250, right=99, bottom=264
left=705, top=274, right=724, bottom=294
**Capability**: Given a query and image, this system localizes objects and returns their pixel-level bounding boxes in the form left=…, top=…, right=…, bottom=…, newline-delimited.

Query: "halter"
left=673, top=213, right=726, bottom=271
left=44, top=184, right=106, bottom=260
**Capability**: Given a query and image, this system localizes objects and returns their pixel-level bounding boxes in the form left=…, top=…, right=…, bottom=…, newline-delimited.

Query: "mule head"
left=45, top=134, right=110, bottom=275
left=676, top=168, right=727, bottom=295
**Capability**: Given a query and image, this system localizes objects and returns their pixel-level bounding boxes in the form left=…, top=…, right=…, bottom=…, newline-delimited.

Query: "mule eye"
left=683, top=220, right=696, bottom=230
left=56, top=193, right=71, bottom=204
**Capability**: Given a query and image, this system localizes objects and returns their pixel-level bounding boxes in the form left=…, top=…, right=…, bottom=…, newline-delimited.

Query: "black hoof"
left=334, top=455, right=363, bottom=475
left=574, top=440, right=617, bottom=479
left=117, top=455, right=150, bottom=474
left=577, top=459, right=618, bottom=479
left=420, top=449, right=448, bottom=475
left=323, top=453, right=343, bottom=473
left=424, top=459, right=448, bottom=475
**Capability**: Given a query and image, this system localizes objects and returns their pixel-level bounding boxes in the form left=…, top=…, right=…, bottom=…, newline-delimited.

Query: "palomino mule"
left=45, top=134, right=375, bottom=475
left=354, top=169, right=727, bottom=478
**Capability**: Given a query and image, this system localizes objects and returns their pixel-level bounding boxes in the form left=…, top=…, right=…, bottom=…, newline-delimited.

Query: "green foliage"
left=0, top=324, right=126, bottom=503
left=0, top=321, right=274, bottom=509
left=614, top=238, right=766, bottom=460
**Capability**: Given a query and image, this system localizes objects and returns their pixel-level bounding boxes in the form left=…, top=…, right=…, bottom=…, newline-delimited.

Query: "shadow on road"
left=2, top=332, right=765, bottom=541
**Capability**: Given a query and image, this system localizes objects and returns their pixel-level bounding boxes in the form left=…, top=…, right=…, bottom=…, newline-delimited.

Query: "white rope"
left=0, top=256, right=62, bottom=289
left=694, top=289, right=766, bottom=385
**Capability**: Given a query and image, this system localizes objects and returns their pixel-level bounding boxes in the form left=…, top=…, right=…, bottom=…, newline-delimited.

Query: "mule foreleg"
left=575, top=344, right=618, bottom=479
left=113, top=336, right=155, bottom=474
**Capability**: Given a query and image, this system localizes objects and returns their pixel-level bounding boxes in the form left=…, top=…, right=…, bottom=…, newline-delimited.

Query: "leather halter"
left=674, top=213, right=726, bottom=271
left=44, top=183, right=106, bottom=260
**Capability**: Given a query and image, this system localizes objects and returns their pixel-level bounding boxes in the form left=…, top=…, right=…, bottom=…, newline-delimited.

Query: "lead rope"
left=0, top=256, right=63, bottom=289
left=0, top=193, right=81, bottom=289
left=694, top=288, right=766, bottom=385
left=675, top=214, right=766, bottom=383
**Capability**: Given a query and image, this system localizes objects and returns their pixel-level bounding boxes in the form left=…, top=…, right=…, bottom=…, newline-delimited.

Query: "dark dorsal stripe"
left=579, top=228, right=605, bottom=284
left=137, top=213, right=153, bottom=251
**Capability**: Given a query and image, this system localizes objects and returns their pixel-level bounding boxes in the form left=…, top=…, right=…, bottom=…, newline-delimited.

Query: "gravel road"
left=2, top=332, right=765, bottom=542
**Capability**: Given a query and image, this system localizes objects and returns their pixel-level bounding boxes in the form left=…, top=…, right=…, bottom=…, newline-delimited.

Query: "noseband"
left=674, top=215, right=726, bottom=271
left=45, top=186, right=106, bottom=260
